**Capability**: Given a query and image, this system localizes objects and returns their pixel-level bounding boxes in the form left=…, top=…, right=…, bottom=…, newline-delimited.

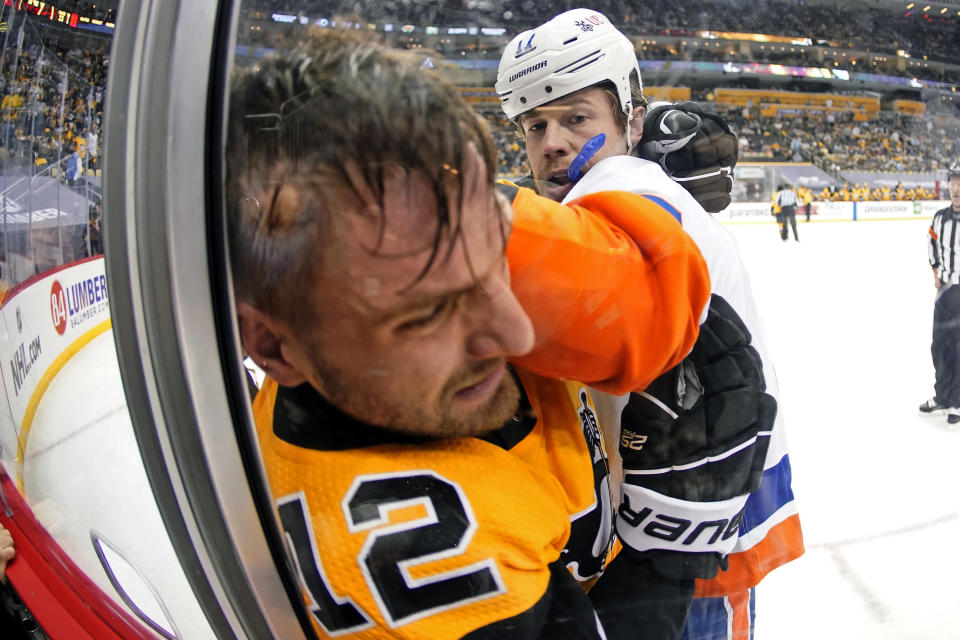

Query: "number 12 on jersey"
left=278, top=471, right=506, bottom=635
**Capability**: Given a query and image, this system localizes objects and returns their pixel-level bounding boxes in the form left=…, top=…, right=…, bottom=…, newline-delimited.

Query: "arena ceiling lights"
left=909, top=1, right=960, bottom=8
left=905, top=2, right=960, bottom=15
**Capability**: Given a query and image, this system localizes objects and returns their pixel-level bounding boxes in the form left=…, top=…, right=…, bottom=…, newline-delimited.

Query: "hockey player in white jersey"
left=496, top=9, right=803, bottom=640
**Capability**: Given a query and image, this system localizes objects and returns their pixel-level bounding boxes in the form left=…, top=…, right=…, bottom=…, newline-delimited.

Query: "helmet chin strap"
left=625, top=102, right=641, bottom=154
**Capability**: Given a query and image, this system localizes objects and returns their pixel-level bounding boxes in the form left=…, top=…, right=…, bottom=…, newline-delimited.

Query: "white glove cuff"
left=617, top=483, right=748, bottom=554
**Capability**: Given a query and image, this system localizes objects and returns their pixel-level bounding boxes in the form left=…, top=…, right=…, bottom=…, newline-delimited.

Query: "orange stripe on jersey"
left=728, top=589, right=751, bottom=639
left=506, top=187, right=710, bottom=395
left=694, top=514, right=804, bottom=598
left=930, top=226, right=939, bottom=241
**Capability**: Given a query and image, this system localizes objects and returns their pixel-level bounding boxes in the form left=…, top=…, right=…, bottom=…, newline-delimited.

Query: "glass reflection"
left=92, top=531, right=179, bottom=640
left=0, top=2, right=211, bottom=638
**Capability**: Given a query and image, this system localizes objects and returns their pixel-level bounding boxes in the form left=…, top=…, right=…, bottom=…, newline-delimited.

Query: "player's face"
left=949, top=177, right=960, bottom=208
left=285, top=147, right=535, bottom=438
left=519, top=88, right=630, bottom=202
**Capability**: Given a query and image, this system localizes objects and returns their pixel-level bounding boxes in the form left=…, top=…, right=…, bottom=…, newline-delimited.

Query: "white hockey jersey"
left=565, top=155, right=804, bottom=596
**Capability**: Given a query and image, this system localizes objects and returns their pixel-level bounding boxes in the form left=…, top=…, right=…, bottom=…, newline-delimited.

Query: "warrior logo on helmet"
left=515, top=33, right=536, bottom=58
left=508, top=60, right=547, bottom=84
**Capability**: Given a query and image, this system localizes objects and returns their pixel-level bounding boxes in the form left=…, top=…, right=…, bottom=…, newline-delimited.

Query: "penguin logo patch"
left=576, top=389, right=604, bottom=464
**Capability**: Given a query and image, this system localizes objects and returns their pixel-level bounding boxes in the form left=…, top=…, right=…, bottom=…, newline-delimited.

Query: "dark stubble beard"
left=306, top=345, right=522, bottom=438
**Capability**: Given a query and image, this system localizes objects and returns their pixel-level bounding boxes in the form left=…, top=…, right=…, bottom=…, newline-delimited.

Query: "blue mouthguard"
left=567, top=133, right=606, bottom=183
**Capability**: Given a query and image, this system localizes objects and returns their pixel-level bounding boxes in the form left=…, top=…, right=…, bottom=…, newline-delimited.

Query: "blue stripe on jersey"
left=740, top=454, right=795, bottom=534
left=639, top=194, right=682, bottom=223
left=681, top=588, right=755, bottom=640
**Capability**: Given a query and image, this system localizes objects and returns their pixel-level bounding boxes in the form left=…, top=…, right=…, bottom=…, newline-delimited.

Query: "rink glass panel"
left=0, top=3, right=216, bottom=638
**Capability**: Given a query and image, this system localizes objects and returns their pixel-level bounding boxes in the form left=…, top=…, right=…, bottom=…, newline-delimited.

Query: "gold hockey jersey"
left=254, top=369, right=614, bottom=639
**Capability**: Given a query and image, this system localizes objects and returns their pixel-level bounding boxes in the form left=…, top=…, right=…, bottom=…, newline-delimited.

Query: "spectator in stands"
left=84, top=205, right=103, bottom=256
left=86, top=124, right=98, bottom=172
left=65, top=145, right=82, bottom=185
left=0, top=88, right=22, bottom=122
left=249, top=0, right=960, bottom=76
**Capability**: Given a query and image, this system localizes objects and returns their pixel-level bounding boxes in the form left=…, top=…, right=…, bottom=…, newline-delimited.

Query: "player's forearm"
left=505, top=185, right=710, bottom=395
left=463, top=560, right=608, bottom=640
left=587, top=549, right=695, bottom=640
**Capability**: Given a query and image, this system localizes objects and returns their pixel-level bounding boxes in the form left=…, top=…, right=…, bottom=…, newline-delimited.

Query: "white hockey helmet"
left=495, top=8, right=642, bottom=121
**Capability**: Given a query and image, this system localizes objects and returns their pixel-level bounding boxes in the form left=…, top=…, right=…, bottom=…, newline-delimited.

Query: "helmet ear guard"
left=495, top=8, right=641, bottom=121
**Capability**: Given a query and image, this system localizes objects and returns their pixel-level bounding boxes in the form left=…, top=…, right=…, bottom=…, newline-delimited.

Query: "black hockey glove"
left=615, top=294, right=776, bottom=581
left=637, top=101, right=738, bottom=213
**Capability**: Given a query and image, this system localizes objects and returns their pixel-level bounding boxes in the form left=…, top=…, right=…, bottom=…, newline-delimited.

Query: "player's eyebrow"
left=374, top=286, right=469, bottom=322
left=523, top=95, right=595, bottom=118
left=372, top=245, right=505, bottom=324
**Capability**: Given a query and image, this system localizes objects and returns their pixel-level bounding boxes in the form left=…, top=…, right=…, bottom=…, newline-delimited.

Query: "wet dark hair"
left=226, top=29, right=498, bottom=325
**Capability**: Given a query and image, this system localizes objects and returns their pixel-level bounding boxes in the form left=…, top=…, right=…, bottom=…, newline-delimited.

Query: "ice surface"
left=22, top=331, right=213, bottom=639
left=728, top=218, right=960, bottom=639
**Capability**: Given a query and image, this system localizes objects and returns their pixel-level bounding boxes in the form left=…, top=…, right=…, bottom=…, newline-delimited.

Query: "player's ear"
left=628, top=103, right=646, bottom=146
left=237, top=302, right=308, bottom=387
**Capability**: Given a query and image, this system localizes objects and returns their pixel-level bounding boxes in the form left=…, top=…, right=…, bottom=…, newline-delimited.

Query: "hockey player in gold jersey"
left=228, top=30, right=769, bottom=639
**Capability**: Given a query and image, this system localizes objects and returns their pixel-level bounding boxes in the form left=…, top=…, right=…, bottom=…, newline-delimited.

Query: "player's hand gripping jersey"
left=563, top=156, right=804, bottom=602
left=254, top=189, right=713, bottom=638
left=637, top=101, right=739, bottom=214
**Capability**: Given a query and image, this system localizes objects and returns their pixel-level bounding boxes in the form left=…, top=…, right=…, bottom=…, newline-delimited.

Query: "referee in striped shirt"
left=774, top=183, right=799, bottom=241
left=921, top=166, right=960, bottom=424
